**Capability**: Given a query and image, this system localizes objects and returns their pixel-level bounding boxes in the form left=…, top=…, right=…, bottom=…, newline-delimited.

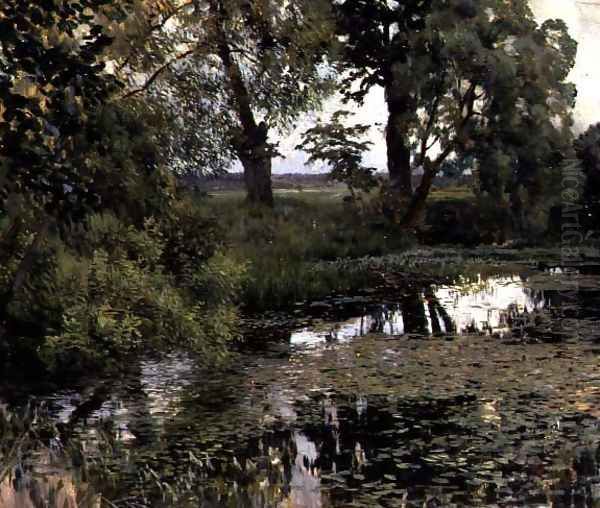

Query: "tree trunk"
left=240, top=147, right=274, bottom=207
left=385, top=86, right=413, bottom=199
left=400, top=161, right=438, bottom=228
left=393, top=77, right=476, bottom=228
left=212, top=0, right=274, bottom=207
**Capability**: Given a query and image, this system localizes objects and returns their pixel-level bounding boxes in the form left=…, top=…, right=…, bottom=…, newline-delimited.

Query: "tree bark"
left=212, top=0, right=274, bottom=207
left=239, top=144, right=274, bottom=207
left=400, top=161, right=438, bottom=228
left=385, top=86, right=413, bottom=199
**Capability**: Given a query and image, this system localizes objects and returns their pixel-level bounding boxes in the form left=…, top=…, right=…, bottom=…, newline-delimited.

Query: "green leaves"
left=333, top=0, right=578, bottom=226
left=297, top=110, right=377, bottom=195
left=0, top=0, right=122, bottom=221
left=0, top=2, right=245, bottom=375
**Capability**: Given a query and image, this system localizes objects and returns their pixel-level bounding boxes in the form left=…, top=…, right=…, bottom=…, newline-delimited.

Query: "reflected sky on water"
left=291, top=274, right=550, bottom=347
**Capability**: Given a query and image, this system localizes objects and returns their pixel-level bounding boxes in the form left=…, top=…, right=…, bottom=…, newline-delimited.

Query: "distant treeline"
left=181, top=173, right=333, bottom=191
left=182, top=173, right=474, bottom=192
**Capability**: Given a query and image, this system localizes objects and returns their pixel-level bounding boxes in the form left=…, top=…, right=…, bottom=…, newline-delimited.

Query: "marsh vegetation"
left=1, top=1, right=600, bottom=507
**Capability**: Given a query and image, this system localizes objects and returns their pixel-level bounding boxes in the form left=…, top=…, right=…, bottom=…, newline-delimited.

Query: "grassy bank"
left=196, top=186, right=491, bottom=311
left=197, top=184, right=584, bottom=312
left=197, top=189, right=418, bottom=310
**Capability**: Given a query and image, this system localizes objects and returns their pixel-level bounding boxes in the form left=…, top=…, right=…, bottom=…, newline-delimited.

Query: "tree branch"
left=114, top=1, right=196, bottom=76
left=429, top=81, right=478, bottom=169
left=426, top=134, right=441, bottom=151
left=228, top=44, right=261, bottom=66
left=418, top=94, right=442, bottom=166
left=460, top=81, right=477, bottom=115
left=149, top=0, right=195, bottom=32
left=119, top=47, right=197, bottom=100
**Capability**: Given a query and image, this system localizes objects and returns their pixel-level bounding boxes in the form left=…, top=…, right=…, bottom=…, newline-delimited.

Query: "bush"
left=0, top=204, right=246, bottom=376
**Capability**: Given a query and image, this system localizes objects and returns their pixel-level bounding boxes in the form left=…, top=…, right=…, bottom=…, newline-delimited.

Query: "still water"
left=1, top=265, right=600, bottom=507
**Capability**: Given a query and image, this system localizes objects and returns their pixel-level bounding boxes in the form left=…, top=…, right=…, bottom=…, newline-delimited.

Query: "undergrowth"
left=199, top=192, right=417, bottom=310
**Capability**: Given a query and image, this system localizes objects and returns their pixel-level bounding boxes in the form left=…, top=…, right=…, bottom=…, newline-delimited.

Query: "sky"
left=263, top=0, right=600, bottom=174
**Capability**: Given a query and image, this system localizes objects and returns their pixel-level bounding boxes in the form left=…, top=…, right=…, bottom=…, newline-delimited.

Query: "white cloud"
left=530, top=0, right=600, bottom=131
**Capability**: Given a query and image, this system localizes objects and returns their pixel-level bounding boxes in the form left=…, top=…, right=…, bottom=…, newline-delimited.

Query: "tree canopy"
left=331, top=0, right=577, bottom=226
left=116, top=0, right=337, bottom=204
left=0, top=0, right=122, bottom=220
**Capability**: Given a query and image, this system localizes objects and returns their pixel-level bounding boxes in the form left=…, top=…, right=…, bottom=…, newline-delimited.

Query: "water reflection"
left=2, top=268, right=600, bottom=507
left=288, top=432, right=322, bottom=508
left=436, top=275, right=545, bottom=335
left=291, top=274, right=549, bottom=346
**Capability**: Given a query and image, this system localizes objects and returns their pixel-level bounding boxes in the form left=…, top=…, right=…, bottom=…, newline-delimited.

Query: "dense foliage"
left=574, top=123, right=600, bottom=229
left=1, top=4, right=599, bottom=508
left=0, top=0, right=591, bottom=377
left=331, top=0, right=577, bottom=228
left=0, top=0, right=120, bottom=220
left=0, top=1, right=244, bottom=376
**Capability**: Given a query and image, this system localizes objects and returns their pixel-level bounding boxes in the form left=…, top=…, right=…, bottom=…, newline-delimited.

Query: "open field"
left=205, top=183, right=476, bottom=203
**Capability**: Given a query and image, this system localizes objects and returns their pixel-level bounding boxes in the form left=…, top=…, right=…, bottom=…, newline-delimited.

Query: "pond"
left=1, top=261, right=600, bottom=507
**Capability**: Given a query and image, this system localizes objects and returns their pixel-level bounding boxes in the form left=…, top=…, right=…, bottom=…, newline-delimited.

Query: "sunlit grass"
left=429, top=185, right=476, bottom=202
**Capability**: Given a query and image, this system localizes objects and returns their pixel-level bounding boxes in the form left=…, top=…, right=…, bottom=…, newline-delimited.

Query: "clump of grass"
left=0, top=402, right=144, bottom=507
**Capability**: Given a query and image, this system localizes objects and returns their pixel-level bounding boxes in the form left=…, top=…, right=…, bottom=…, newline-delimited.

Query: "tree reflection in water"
left=290, top=274, right=555, bottom=346
left=1, top=270, right=600, bottom=507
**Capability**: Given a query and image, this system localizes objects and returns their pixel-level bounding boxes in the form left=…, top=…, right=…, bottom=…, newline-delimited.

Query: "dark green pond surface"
left=2, top=262, right=600, bottom=507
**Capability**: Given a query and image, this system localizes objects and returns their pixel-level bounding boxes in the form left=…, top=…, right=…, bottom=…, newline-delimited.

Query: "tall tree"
left=118, top=0, right=336, bottom=206
left=574, top=123, right=600, bottom=228
left=333, top=0, right=577, bottom=226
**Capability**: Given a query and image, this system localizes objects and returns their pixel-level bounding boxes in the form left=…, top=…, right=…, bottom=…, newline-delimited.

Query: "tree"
left=0, top=2, right=244, bottom=374
left=333, top=0, right=577, bottom=226
left=574, top=123, right=600, bottom=227
left=297, top=110, right=377, bottom=200
left=439, top=155, right=475, bottom=179
left=118, top=0, right=336, bottom=206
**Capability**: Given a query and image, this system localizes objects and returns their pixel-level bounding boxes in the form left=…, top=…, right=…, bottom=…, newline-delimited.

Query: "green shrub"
left=0, top=205, right=245, bottom=376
